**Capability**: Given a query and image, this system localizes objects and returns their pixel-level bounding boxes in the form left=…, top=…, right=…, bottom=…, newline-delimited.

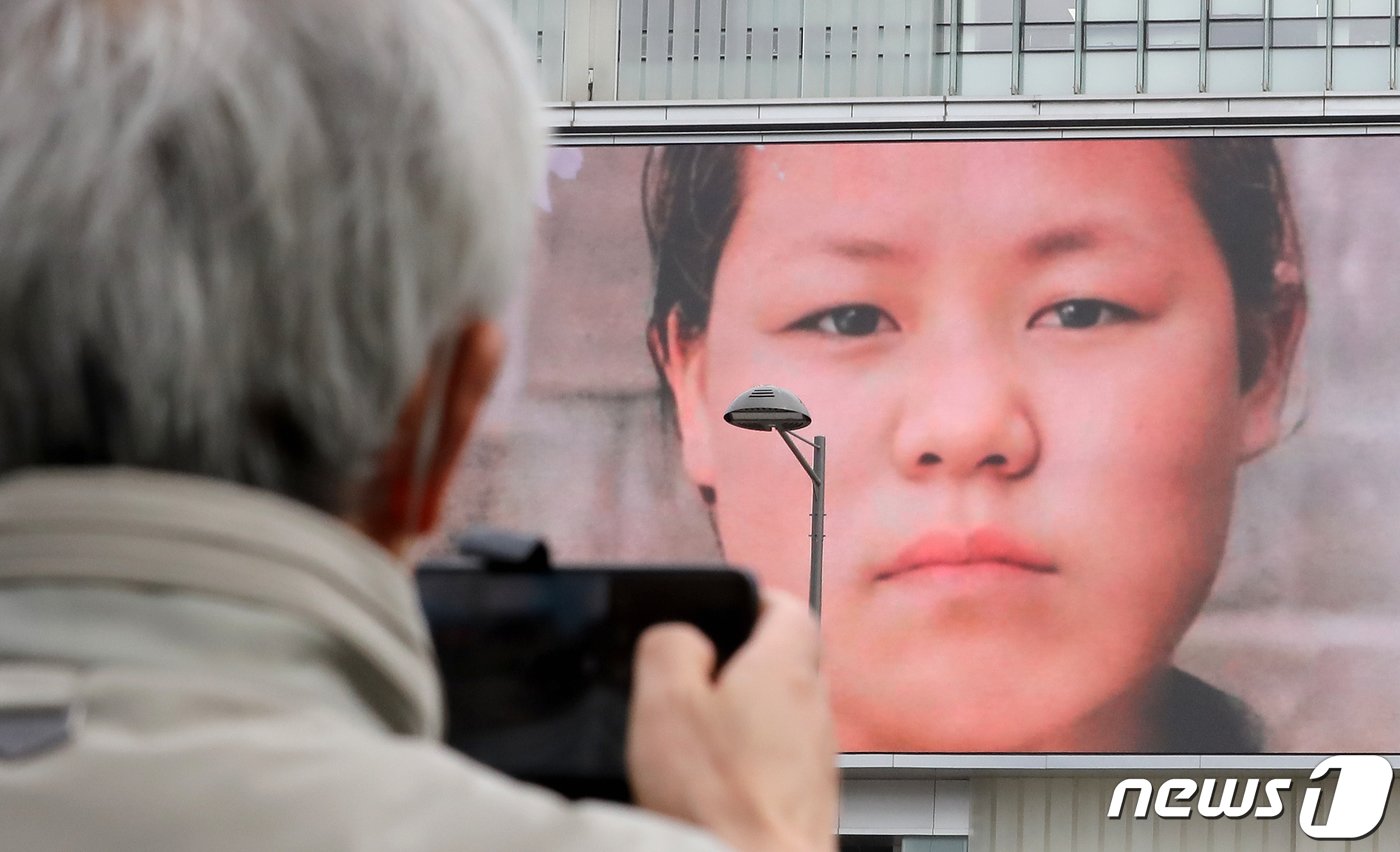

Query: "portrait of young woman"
left=641, top=139, right=1304, bottom=753
left=440, top=136, right=1400, bottom=755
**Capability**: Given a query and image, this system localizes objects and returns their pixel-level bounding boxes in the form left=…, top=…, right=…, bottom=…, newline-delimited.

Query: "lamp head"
left=723, top=385, right=812, bottom=432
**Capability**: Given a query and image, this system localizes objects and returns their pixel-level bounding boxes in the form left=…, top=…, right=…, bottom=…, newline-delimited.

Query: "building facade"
left=489, top=1, right=1400, bottom=849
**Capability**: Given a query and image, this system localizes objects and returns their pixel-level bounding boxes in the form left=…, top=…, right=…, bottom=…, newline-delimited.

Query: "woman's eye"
left=1030, top=299, right=1138, bottom=330
left=791, top=304, right=897, bottom=337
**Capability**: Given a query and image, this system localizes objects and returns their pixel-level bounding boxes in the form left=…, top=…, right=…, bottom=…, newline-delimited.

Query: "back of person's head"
left=0, top=0, right=542, bottom=515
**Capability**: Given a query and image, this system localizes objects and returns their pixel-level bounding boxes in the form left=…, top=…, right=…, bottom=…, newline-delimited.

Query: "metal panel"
left=1071, top=777, right=1104, bottom=849
left=803, top=0, right=832, bottom=94
left=696, top=0, right=725, bottom=96
left=856, top=0, right=886, bottom=92
left=908, top=0, right=937, bottom=94
left=775, top=0, right=804, bottom=93
left=748, top=0, right=776, bottom=96
left=643, top=0, right=672, bottom=97
left=839, top=779, right=938, bottom=835
left=723, top=0, right=752, bottom=94
left=1044, top=778, right=1075, bottom=850
left=672, top=0, right=699, bottom=97
left=562, top=0, right=596, bottom=100
left=830, top=0, right=860, bottom=94
left=540, top=0, right=569, bottom=98
left=513, top=0, right=543, bottom=91
left=989, top=776, right=1022, bottom=848
left=617, top=0, right=646, bottom=97
left=1019, top=777, right=1050, bottom=852
left=879, top=0, right=911, bottom=94
left=934, top=780, right=973, bottom=833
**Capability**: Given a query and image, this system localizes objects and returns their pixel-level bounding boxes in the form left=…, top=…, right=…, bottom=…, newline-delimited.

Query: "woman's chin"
left=834, top=707, right=1054, bottom=753
left=833, top=685, right=1158, bottom=753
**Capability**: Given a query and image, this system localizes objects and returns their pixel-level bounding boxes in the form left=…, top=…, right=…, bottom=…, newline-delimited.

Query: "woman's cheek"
left=1036, top=358, right=1238, bottom=629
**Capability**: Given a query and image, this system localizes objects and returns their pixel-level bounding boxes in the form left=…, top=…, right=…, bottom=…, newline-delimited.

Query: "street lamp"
left=723, top=385, right=826, bottom=619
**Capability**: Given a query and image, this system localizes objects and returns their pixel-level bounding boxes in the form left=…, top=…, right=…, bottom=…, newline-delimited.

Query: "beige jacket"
left=0, top=469, right=726, bottom=852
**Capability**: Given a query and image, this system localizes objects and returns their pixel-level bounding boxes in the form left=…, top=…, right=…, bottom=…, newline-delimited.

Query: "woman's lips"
left=872, top=527, right=1057, bottom=582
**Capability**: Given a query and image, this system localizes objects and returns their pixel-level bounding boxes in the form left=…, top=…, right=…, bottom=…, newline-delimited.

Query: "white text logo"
left=1106, top=754, right=1393, bottom=841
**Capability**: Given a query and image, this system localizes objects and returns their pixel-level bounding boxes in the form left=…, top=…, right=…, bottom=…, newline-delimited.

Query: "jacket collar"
left=0, top=467, right=442, bottom=737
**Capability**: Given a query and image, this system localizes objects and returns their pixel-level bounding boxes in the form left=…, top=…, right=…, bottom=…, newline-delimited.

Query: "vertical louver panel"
left=507, top=0, right=568, bottom=100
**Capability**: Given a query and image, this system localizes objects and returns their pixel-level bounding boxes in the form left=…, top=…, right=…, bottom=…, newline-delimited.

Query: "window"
left=1271, top=0, right=1324, bottom=15
left=962, top=0, right=1013, bottom=23
left=1333, top=17, right=1392, bottom=45
left=1148, top=20, right=1201, bottom=45
left=1148, top=0, right=1201, bottom=18
left=1024, top=22, right=1077, bottom=47
left=1209, top=0, right=1264, bottom=16
left=1209, top=18, right=1264, bottom=45
left=1272, top=17, right=1324, bottom=45
left=1025, top=0, right=1077, bottom=21
left=1334, top=0, right=1390, bottom=15
left=1084, top=0, right=1139, bottom=20
left=961, top=22, right=1014, bottom=49
left=1085, top=21, right=1139, bottom=46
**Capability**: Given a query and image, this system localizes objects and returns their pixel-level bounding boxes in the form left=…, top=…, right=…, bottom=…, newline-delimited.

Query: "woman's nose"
left=890, top=349, right=1040, bottom=481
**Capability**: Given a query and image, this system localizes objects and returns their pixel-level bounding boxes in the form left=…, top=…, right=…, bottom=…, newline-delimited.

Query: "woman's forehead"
left=739, top=139, right=1189, bottom=197
left=729, top=140, right=1200, bottom=256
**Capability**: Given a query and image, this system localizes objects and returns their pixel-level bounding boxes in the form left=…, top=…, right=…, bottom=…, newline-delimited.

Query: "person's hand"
left=626, top=590, right=837, bottom=852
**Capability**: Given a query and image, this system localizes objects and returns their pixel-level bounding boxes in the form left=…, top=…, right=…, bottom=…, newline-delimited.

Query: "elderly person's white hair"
left=0, top=0, right=543, bottom=512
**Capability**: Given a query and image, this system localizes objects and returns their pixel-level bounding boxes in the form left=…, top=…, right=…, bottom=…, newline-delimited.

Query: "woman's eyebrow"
left=1023, top=222, right=1135, bottom=261
left=815, top=236, right=912, bottom=262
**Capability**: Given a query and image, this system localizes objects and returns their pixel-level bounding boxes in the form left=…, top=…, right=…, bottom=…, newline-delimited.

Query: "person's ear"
left=1239, top=285, right=1307, bottom=462
left=361, top=320, right=504, bottom=553
left=651, top=310, right=715, bottom=500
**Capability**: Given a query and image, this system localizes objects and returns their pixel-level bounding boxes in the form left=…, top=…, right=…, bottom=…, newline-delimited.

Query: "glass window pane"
left=937, top=23, right=952, bottom=51
left=1332, top=45, right=1391, bottom=89
left=1269, top=47, right=1326, bottom=90
left=1026, top=0, right=1078, bottom=21
left=934, top=0, right=954, bottom=22
left=1205, top=46, right=1263, bottom=90
left=1145, top=48, right=1200, bottom=92
left=1272, top=18, right=1324, bottom=45
left=961, top=0, right=1013, bottom=23
left=1085, top=0, right=1139, bottom=20
left=1083, top=49, right=1138, bottom=92
left=1209, top=19, right=1264, bottom=46
left=960, top=22, right=1014, bottom=49
left=1149, top=0, right=1202, bottom=17
left=1210, top=0, right=1263, bottom=16
left=1024, top=22, right=1077, bottom=47
left=1334, top=17, right=1392, bottom=45
left=1148, top=20, right=1201, bottom=44
left=1335, top=0, right=1391, bottom=16
left=957, top=51, right=1013, bottom=94
left=1271, top=0, right=1325, bottom=16
left=1021, top=51, right=1076, bottom=93
left=1085, top=21, right=1139, bottom=46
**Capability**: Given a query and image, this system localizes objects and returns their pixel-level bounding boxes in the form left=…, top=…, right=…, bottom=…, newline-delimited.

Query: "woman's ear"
left=651, top=310, right=716, bottom=496
left=1239, top=284, right=1307, bottom=462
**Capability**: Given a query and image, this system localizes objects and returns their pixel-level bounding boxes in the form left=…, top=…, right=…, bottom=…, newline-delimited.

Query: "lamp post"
left=722, top=386, right=826, bottom=619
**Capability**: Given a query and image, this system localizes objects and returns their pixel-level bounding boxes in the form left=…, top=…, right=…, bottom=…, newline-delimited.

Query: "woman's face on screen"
left=663, top=140, right=1292, bottom=751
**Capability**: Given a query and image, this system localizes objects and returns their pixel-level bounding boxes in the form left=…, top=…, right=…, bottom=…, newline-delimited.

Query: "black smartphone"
left=416, top=564, right=760, bottom=802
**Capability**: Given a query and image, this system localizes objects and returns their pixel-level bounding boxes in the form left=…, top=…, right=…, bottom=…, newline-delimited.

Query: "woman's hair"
left=0, top=0, right=542, bottom=514
left=644, top=139, right=1300, bottom=394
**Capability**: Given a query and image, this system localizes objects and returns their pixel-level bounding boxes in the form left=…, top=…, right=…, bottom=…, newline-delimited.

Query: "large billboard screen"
left=435, top=137, right=1400, bottom=755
